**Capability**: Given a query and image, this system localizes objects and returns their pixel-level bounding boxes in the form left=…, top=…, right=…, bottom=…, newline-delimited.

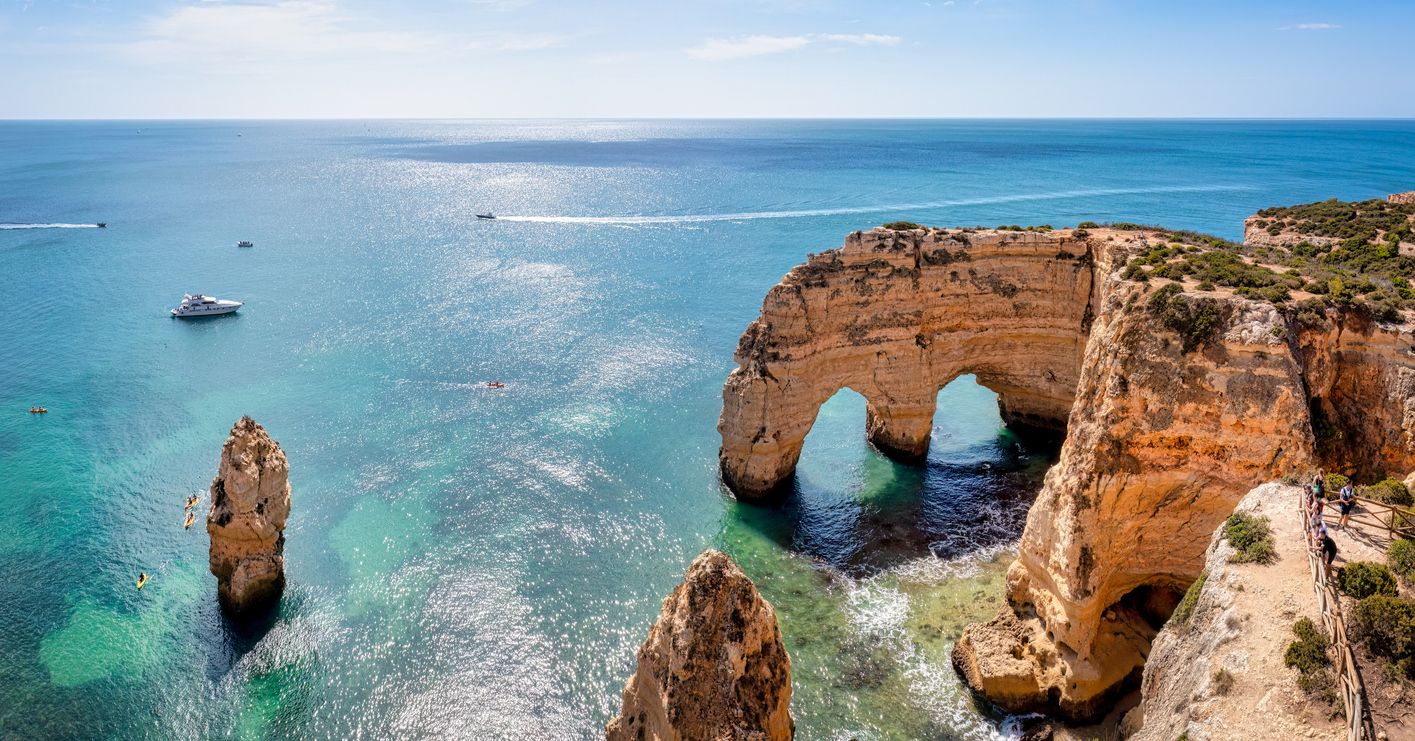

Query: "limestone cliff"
left=718, top=214, right=1415, bottom=721
left=718, top=226, right=1094, bottom=497
left=1124, top=483, right=1342, bottom=741
left=207, top=416, right=291, bottom=616
left=606, top=550, right=793, bottom=741
left=1390, top=191, right=1415, bottom=205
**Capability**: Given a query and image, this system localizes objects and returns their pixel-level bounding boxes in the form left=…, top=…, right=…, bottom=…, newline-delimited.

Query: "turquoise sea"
left=3, top=120, right=1414, bottom=740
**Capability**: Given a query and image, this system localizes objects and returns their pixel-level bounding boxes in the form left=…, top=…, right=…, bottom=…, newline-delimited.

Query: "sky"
left=2, top=0, right=1413, bottom=118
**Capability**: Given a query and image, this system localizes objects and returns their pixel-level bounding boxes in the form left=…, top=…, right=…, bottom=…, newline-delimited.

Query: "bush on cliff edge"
left=1389, top=539, right=1415, bottom=582
left=1169, top=571, right=1207, bottom=628
left=1224, top=512, right=1277, bottom=564
left=1350, top=595, right=1415, bottom=678
left=1284, top=617, right=1337, bottom=704
left=1148, top=283, right=1224, bottom=353
left=1336, top=561, right=1399, bottom=599
left=1359, top=478, right=1413, bottom=506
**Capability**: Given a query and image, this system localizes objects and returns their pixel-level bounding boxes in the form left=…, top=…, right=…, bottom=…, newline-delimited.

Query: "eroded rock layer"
left=719, top=222, right=1415, bottom=720
left=606, top=550, right=793, bottom=741
left=207, top=416, right=291, bottom=616
left=718, top=227, right=1095, bottom=497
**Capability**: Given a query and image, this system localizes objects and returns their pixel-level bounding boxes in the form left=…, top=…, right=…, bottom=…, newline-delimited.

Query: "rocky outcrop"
left=207, top=416, right=291, bottom=616
left=718, top=227, right=1095, bottom=497
left=1390, top=191, right=1415, bottom=205
left=718, top=221, right=1415, bottom=721
left=606, top=550, right=793, bottom=741
left=955, top=268, right=1318, bottom=719
left=1124, top=483, right=1342, bottom=741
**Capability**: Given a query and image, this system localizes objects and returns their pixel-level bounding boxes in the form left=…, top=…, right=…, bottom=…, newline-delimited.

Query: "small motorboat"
left=476, top=213, right=496, bottom=220
left=237, top=240, right=254, bottom=248
left=171, top=293, right=242, bottom=317
left=485, top=381, right=506, bottom=389
left=29, top=407, right=48, bottom=414
left=96, top=222, right=107, bottom=228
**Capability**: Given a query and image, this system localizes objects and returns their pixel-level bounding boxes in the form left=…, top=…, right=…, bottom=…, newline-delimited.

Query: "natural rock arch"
left=718, top=221, right=1415, bottom=720
left=718, top=227, right=1096, bottom=498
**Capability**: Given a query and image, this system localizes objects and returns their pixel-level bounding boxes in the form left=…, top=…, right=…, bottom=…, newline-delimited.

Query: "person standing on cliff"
left=1337, top=481, right=1357, bottom=529
left=1312, top=473, right=1326, bottom=500
left=1313, top=528, right=1338, bottom=568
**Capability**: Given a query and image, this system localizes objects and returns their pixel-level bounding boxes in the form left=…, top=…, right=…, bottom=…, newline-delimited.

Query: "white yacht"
left=171, top=293, right=242, bottom=317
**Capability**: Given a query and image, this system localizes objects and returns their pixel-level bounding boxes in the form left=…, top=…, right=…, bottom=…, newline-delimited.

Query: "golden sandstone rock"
left=718, top=223, right=1415, bottom=719
left=606, top=550, right=793, bottom=741
left=207, top=416, right=291, bottom=617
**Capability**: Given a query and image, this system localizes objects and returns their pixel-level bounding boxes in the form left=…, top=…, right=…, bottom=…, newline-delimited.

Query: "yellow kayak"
left=183, top=511, right=196, bottom=529
left=136, top=574, right=149, bottom=590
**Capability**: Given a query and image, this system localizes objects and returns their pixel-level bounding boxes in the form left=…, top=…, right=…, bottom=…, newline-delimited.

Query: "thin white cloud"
left=686, top=32, right=901, bottom=61
left=120, top=0, right=561, bottom=65
left=1281, top=22, right=1341, bottom=31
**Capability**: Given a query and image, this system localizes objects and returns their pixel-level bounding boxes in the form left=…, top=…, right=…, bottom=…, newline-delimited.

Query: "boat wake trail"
left=0, top=223, right=101, bottom=230
left=496, top=184, right=1253, bottom=225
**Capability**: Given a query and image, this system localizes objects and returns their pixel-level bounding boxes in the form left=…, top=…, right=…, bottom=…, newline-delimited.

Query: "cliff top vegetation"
left=1114, top=197, right=1415, bottom=324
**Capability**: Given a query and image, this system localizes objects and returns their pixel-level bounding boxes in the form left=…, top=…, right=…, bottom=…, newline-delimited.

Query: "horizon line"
left=3, top=115, right=1415, bottom=123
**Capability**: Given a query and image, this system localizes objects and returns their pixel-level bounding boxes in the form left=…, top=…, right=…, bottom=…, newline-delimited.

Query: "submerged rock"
left=605, top=550, right=793, bottom=741
left=207, top=416, right=291, bottom=616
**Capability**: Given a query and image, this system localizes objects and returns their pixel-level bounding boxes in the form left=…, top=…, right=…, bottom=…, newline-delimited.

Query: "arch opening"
left=744, top=377, right=1063, bottom=575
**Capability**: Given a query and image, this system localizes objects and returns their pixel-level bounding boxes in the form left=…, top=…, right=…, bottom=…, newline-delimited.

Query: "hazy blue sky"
left=3, top=0, right=1412, bottom=118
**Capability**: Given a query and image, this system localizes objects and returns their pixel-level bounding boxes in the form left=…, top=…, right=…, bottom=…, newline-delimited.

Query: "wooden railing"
left=1300, top=493, right=1378, bottom=741
left=1343, top=495, right=1415, bottom=542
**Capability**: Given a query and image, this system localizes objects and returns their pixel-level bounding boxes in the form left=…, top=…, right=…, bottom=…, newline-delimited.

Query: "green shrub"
left=1196, top=280, right=1215, bottom=291
left=1224, top=512, right=1277, bottom=564
left=1350, top=595, right=1415, bottom=678
left=1359, top=478, right=1413, bottom=506
left=1389, top=539, right=1415, bottom=582
left=1077, top=221, right=1100, bottom=229
left=1336, top=562, right=1399, bottom=599
left=1323, top=473, right=1349, bottom=499
left=882, top=221, right=922, bottom=231
left=1284, top=617, right=1337, bottom=703
left=1149, top=283, right=1224, bottom=354
left=1169, top=571, right=1206, bottom=627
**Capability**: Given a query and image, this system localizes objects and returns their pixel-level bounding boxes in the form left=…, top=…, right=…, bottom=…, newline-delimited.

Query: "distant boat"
left=476, top=213, right=496, bottom=220
left=29, top=406, right=48, bottom=414
left=237, top=240, right=254, bottom=248
left=97, top=223, right=107, bottom=228
left=171, top=293, right=242, bottom=317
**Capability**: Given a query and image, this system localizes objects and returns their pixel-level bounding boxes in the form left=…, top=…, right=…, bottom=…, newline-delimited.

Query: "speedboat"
left=237, top=240, right=254, bottom=248
left=97, top=222, right=107, bottom=228
left=171, top=293, right=242, bottom=317
left=476, top=213, right=496, bottom=220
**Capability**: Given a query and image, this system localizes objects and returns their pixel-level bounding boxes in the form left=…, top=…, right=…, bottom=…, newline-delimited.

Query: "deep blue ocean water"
left=2, top=119, right=1414, bottom=740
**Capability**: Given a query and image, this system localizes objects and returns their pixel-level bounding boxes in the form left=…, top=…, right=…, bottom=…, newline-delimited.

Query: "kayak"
left=136, top=575, right=149, bottom=590
left=183, top=512, right=196, bottom=529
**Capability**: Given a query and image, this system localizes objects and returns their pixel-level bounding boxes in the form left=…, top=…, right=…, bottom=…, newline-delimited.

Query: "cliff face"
left=606, top=550, right=793, bottom=741
left=955, top=259, right=1319, bottom=719
left=719, top=221, right=1415, bottom=720
left=207, top=416, right=291, bottom=616
left=718, top=227, right=1095, bottom=497
left=1125, top=484, right=1342, bottom=741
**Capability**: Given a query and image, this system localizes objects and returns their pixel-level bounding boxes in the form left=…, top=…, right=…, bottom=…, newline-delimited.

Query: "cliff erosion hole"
left=751, top=375, right=1063, bottom=575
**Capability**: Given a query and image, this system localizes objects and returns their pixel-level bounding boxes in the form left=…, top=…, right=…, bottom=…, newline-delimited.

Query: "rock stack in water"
left=605, top=550, right=794, bottom=741
left=207, top=416, right=291, bottom=616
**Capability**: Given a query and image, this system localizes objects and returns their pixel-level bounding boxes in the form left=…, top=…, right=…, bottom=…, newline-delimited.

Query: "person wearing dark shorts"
left=1316, top=530, right=1338, bottom=567
left=1337, top=483, right=1356, bottom=529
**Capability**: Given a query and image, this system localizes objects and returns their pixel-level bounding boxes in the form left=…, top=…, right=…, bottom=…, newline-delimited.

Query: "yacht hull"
left=171, top=304, right=241, bottom=317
